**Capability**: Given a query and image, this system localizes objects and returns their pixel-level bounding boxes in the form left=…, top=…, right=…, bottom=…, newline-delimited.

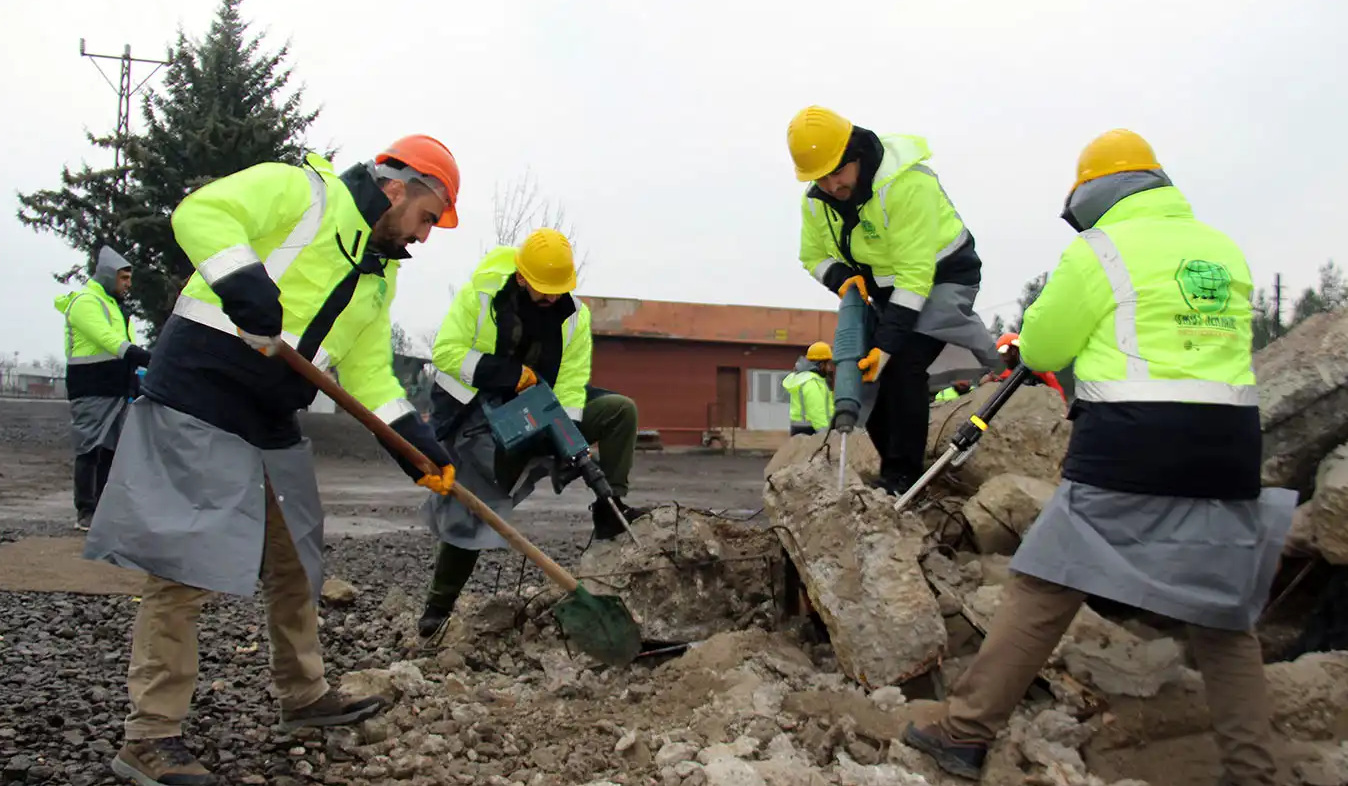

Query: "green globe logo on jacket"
left=1175, top=259, right=1231, bottom=314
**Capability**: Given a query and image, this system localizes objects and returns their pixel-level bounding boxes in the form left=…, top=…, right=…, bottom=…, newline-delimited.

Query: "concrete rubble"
left=1302, top=443, right=1348, bottom=564
left=763, top=452, right=946, bottom=688
left=925, top=384, right=1071, bottom=490
left=961, top=473, right=1057, bottom=555
left=762, top=429, right=881, bottom=483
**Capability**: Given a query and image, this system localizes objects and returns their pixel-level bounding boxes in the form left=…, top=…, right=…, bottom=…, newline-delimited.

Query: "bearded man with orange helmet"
left=904, top=130, right=1294, bottom=786
left=83, top=135, right=462, bottom=785
left=787, top=106, right=999, bottom=496
left=415, top=228, right=648, bottom=639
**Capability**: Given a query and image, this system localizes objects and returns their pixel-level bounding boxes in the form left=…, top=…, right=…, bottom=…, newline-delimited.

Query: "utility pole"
left=79, top=39, right=168, bottom=182
left=1273, top=273, right=1283, bottom=337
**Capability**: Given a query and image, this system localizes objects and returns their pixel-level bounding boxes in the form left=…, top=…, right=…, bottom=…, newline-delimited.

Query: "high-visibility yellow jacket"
left=54, top=280, right=142, bottom=399
left=431, top=246, right=592, bottom=423
left=1021, top=183, right=1259, bottom=499
left=782, top=366, right=833, bottom=431
left=147, top=152, right=419, bottom=449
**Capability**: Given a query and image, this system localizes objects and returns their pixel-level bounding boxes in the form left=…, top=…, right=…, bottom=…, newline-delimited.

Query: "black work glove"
left=212, top=263, right=283, bottom=337
left=125, top=345, right=152, bottom=369
left=383, top=411, right=454, bottom=483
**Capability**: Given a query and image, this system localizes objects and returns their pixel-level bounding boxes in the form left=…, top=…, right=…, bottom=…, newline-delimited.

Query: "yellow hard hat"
left=787, top=106, right=854, bottom=182
left=806, top=341, right=833, bottom=362
left=1074, top=129, right=1161, bottom=189
left=516, top=228, right=577, bottom=295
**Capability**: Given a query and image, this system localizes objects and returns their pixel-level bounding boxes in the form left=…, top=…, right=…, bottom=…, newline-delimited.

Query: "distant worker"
left=980, top=331, right=1066, bottom=403
left=904, top=130, right=1294, bottom=786
left=787, top=105, right=998, bottom=495
left=83, top=135, right=463, bottom=786
left=933, top=379, right=973, bottom=402
left=782, top=341, right=835, bottom=435
left=416, top=228, right=649, bottom=639
left=54, top=246, right=152, bottom=532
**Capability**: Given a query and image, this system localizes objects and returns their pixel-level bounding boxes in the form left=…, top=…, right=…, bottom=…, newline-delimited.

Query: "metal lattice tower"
left=79, top=39, right=169, bottom=182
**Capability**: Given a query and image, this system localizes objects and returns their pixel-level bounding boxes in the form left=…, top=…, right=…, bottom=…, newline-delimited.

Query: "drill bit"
left=607, top=496, right=641, bottom=547
left=838, top=432, right=848, bottom=492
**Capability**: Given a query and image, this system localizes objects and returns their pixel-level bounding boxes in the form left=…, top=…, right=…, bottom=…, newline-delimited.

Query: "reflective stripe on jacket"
left=1020, top=184, right=1260, bottom=499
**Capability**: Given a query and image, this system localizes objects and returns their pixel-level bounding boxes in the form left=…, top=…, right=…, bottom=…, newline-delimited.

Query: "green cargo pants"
left=426, top=390, right=638, bottom=610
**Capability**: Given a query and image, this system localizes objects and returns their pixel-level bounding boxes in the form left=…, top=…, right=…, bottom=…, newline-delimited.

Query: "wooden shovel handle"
left=276, top=343, right=580, bottom=592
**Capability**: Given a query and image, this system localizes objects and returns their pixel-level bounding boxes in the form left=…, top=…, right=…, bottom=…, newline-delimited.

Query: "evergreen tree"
left=988, top=314, right=1006, bottom=338
left=1250, top=287, right=1282, bottom=352
left=17, top=0, right=327, bottom=338
left=1291, top=260, right=1347, bottom=326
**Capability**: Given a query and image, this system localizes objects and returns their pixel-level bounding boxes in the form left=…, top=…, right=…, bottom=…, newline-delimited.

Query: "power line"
left=79, top=39, right=169, bottom=185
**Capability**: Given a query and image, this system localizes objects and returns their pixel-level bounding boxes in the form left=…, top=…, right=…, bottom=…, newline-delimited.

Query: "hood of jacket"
left=1063, top=169, right=1174, bottom=231
left=93, top=246, right=131, bottom=294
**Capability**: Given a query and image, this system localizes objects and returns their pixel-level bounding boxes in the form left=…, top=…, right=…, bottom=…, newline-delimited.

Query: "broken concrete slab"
left=764, top=429, right=880, bottom=483
left=1285, top=501, right=1317, bottom=556
left=962, top=474, right=1058, bottom=555
left=1255, top=308, right=1348, bottom=495
left=1305, top=443, right=1348, bottom=564
left=764, top=454, right=946, bottom=688
left=577, top=506, right=778, bottom=643
left=1264, top=650, right=1348, bottom=740
left=926, top=384, right=1070, bottom=491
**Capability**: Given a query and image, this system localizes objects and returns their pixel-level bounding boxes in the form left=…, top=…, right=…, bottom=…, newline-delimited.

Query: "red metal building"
left=583, top=296, right=838, bottom=447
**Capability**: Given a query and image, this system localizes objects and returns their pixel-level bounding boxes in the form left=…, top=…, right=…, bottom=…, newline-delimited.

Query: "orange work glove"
left=517, top=366, right=538, bottom=392
left=416, top=465, right=456, bottom=496
left=858, top=348, right=889, bottom=383
left=837, top=275, right=869, bottom=303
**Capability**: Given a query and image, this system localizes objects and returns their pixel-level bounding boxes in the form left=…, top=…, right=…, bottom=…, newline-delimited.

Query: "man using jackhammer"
left=83, top=135, right=462, bottom=786
left=787, top=105, right=998, bottom=495
left=904, top=129, right=1295, bottom=786
left=416, top=228, right=648, bottom=639
left=55, top=246, right=152, bottom=531
left=782, top=341, right=835, bottom=436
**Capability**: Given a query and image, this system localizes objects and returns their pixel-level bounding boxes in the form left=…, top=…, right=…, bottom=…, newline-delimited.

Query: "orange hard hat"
left=376, top=135, right=461, bottom=228
left=996, top=332, right=1020, bottom=353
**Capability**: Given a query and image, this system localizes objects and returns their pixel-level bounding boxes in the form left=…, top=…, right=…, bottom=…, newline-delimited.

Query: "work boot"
left=417, top=595, right=460, bottom=639
left=592, top=497, right=645, bottom=541
left=75, top=511, right=93, bottom=532
left=902, top=722, right=987, bottom=780
left=869, top=474, right=916, bottom=498
left=279, top=688, right=388, bottom=731
left=112, top=736, right=216, bottom=785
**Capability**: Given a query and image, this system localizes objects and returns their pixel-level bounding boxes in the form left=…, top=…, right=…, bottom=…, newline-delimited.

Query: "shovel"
left=276, top=343, right=643, bottom=668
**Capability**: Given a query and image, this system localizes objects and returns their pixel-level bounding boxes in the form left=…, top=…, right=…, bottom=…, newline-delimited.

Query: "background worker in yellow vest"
left=54, top=246, right=152, bottom=531
left=782, top=341, right=835, bottom=436
left=417, top=228, right=648, bottom=639
left=904, top=130, right=1296, bottom=786
left=82, top=135, right=461, bottom=786
left=788, top=106, right=998, bottom=496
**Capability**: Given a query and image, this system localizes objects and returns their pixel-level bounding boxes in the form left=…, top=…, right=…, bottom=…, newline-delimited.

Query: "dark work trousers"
left=864, top=332, right=947, bottom=484
left=74, top=447, right=116, bottom=518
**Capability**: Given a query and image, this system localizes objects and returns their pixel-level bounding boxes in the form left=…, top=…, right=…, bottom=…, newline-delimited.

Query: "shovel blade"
left=552, top=583, right=643, bottom=667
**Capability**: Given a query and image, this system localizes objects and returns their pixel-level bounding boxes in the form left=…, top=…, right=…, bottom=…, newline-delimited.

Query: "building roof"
left=582, top=296, right=838, bottom=347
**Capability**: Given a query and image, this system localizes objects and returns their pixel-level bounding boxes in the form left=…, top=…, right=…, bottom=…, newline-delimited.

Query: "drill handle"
left=951, top=364, right=1034, bottom=450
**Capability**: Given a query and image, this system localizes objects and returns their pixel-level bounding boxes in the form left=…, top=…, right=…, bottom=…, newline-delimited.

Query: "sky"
left=3, top=0, right=1345, bottom=362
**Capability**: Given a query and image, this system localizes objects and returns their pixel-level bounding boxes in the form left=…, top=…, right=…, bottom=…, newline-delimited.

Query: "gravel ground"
left=0, top=441, right=769, bottom=785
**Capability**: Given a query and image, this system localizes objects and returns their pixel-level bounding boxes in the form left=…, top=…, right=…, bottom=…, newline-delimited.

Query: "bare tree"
left=39, top=353, right=65, bottom=376
left=492, top=167, right=589, bottom=284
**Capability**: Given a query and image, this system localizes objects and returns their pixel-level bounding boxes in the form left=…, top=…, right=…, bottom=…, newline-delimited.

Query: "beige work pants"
left=124, top=482, right=328, bottom=739
left=940, top=573, right=1277, bottom=786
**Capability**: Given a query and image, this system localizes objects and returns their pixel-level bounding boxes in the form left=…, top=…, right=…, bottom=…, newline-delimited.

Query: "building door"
left=746, top=368, right=791, bottom=430
left=714, top=367, right=741, bottom=427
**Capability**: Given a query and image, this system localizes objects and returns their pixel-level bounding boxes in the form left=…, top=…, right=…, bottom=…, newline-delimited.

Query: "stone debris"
left=764, top=454, right=946, bottom=688
left=926, top=384, right=1070, bottom=490
left=764, top=429, right=881, bottom=483
left=576, top=505, right=778, bottom=643
left=321, top=577, right=360, bottom=606
left=1304, top=443, right=1348, bottom=564
left=961, top=473, right=1057, bottom=555
left=1255, top=308, right=1348, bottom=494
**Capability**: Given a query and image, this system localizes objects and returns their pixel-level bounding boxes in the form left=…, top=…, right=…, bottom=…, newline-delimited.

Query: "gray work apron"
left=1010, top=480, right=1297, bottom=631
left=69, top=395, right=129, bottom=455
left=82, top=398, right=326, bottom=600
left=913, top=281, right=1001, bottom=370
left=421, top=405, right=551, bottom=551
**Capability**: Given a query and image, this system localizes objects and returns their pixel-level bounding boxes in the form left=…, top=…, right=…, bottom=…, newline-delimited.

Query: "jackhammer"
left=829, top=284, right=871, bottom=491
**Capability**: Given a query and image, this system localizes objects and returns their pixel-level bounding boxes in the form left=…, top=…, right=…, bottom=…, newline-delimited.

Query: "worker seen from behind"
left=933, top=379, right=972, bottom=402
left=417, top=228, right=648, bottom=639
left=782, top=341, right=835, bottom=436
left=903, top=130, right=1295, bottom=786
left=83, top=135, right=462, bottom=786
left=54, top=246, right=152, bottom=531
left=788, top=105, right=998, bottom=495
left=980, top=331, right=1066, bottom=403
